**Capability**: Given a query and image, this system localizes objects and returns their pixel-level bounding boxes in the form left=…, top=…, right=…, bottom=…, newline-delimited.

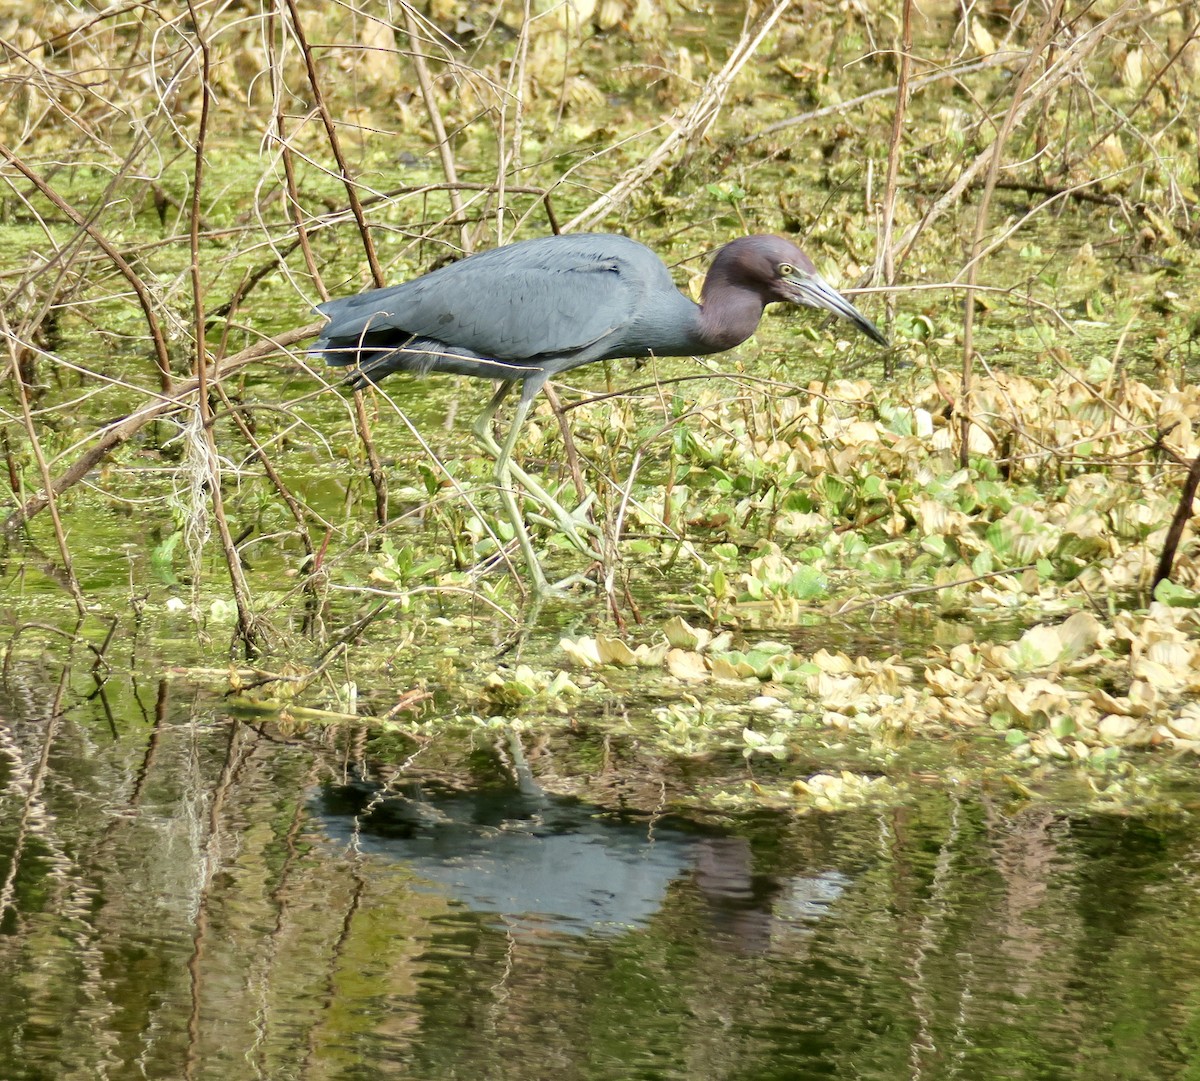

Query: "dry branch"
left=878, top=0, right=913, bottom=373
left=959, top=0, right=1068, bottom=469
left=284, top=0, right=384, bottom=288
left=884, top=3, right=1137, bottom=274
left=401, top=4, right=469, bottom=252
left=0, top=140, right=174, bottom=392
left=185, top=0, right=262, bottom=656
left=562, top=0, right=792, bottom=232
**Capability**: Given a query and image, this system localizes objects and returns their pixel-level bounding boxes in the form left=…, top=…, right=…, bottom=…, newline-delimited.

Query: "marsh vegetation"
left=3, top=2, right=1200, bottom=1074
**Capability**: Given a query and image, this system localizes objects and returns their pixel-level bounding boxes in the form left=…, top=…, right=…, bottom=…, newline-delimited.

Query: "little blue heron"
left=314, top=232, right=887, bottom=591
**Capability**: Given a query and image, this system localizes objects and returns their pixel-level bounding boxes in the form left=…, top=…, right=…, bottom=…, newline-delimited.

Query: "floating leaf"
left=1002, top=612, right=1102, bottom=671
left=596, top=633, right=639, bottom=666
left=742, top=727, right=789, bottom=760
left=704, top=655, right=743, bottom=680
left=560, top=636, right=602, bottom=668
left=663, top=616, right=703, bottom=649
left=666, top=649, right=708, bottom=681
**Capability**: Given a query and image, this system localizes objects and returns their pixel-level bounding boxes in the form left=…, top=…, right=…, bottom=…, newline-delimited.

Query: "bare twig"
left=0, top=140, right=174, bottom=392
left=1154, top=455, right=1200, bottom=590
left=959, top=0, right=1066, bottom=469
left=2, top=325, right=322, bottom=537
left=268, top=5, right=326, bottom=301
left=2, top=310, right=86, bottom=615
left=835, top=564, right=1037, bottom=617
left=563, top=0, right=792, bottom=231
left=284, top=0, right=384, bottom=287
left=185, top=0, right=262, bottom=656
left=400, top=4, right=469, bottom=252
left=878, top=0, right=913, bottom=375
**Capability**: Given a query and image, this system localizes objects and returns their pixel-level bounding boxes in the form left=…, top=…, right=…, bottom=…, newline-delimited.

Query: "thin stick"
left=563, top=0, right=791, bottom=231
left=283, top=3, right=390, bottom=521
left=284, top=0, right=384, bottom=287
left=835, top=565, right=1036, bottom=617
left=542, top=382, right=589, bottom=505
left=1078, top=14, right=1200, bottom=166
left=2, top=312, right=86, bottom=616
left=0, top=140, right=173, bottom=392
left=352, top=390, right=389, bottom=526
left=268, top=5, right=326, bottom=300
left=878, top=0, right=912, bottom=376
left=885, top=3, right=1134, bottom=276
left=400, top=4, right=469, bottom=252
left=495, top=0, right=532, bottom=245
left=185, top=0, right=262, bottom=656
left=212, top=382, right=316, bottom=570
left=959, top=0, right=1066, bottom=469
left=1154, top=454, right=1200, bottom=590
left=1, top=324, right=321, bottom=537
left=743, top=54, right=1015, bottom=145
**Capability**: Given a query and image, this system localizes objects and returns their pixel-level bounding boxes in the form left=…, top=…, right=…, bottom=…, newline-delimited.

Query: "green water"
left=1, top=681, right=1199, bottom=1080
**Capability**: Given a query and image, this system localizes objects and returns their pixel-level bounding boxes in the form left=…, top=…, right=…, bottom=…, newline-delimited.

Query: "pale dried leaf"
left=357, top=18, right=396, bottom=85
left=666, top=648, right=709, bottom=681
left=560, top=636, right=602, bottom=667
left=811, top=648, right=853, bottom=673
left=711, top=656, right=753, bottom=681
left=924, top=666, right=972, bottom=697
left=1122, top=47, right=1144, bottom=88
left=663, top=616, right=702, bottom=650
left=1165, top=710, right=1200, bottom=741
left=1145, top=639, right=1196, bottom=670
left=1098, top=713, right=1140, bottom=741
left=596, top=633, right=639, bottom=666
left=970, top=19, right=996, bottom=55
left=1132, top=658, right=1185, bottom=693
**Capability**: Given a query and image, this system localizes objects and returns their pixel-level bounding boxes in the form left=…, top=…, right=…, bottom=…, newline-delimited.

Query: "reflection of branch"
left=2, top=324, right=322, bottom=538
left=0, top=698, right=60, bottom=925
left=564, top=0, right=792, bottom=232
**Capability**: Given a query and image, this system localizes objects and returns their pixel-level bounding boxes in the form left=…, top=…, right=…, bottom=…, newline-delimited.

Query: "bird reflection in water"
left=317, top=776, right=848, bottom=954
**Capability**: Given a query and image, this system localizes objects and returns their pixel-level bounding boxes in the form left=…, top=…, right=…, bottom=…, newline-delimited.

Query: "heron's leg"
left=469, top=382, right=542, bottom=585
left=471, top=386, right=598, bottom=549
left=471, top=380, right=515, bottom=447
left=491, top=396, right=550, bottom=592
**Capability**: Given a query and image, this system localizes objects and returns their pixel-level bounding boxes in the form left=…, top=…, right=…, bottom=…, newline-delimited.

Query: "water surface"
left=1, top=677, right=1197, bottom=1080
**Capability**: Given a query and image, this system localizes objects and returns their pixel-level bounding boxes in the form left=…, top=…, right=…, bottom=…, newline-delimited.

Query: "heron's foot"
left=504, top=461, right=599, bottom=535
left=543, top=571, right=598, bottom=594
left=472, top=544, right=595, bottom=597
left=523, top=491, right=600, bottom=555
left=474, top=426, right=600, bottom=544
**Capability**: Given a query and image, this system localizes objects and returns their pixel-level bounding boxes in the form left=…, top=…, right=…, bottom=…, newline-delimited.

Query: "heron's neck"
left=696, top=281, right=768, bottom=354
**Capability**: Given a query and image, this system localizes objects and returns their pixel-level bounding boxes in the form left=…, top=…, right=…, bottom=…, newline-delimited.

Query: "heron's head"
left=709, top=235, right=888, bottom=346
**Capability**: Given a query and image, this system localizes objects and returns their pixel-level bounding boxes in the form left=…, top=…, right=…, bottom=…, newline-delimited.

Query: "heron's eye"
left=778, top=262, right=795, bottom=276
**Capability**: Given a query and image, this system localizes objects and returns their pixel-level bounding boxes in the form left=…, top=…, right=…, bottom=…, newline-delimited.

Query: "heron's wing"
left=316, top=236, right=669, bottom=362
